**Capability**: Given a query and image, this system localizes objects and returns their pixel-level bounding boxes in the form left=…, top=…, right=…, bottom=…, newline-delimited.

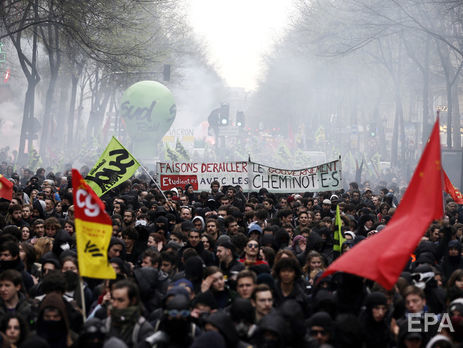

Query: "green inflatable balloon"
left=119, top=80, right=176, bottom=144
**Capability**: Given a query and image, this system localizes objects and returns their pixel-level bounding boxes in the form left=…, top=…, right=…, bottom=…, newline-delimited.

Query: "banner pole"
left=79, top=276, right=87, bottom=323
left=247, top=154, right=252, bottom=197
left=140, top=165, right=168, bottom=201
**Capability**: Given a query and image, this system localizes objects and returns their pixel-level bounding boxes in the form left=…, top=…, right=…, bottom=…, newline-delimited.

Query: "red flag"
left=321, top=118, right=443, bottom=290
left=443, top=170, right=463, bottom=204
left=0, top=174, right=13, bottom=201
left=72, top=169, right=116, bottom=279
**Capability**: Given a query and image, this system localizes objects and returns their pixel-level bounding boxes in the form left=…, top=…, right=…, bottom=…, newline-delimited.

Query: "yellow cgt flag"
left=85, top=136, right=140, bottom=197
left=73, top=169, right=116, bottom=279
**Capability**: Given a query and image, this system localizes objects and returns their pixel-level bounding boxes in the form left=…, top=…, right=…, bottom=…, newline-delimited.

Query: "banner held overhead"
left=248, top=159, right=342, bottom=193
left=157, top=158, right=342, bottom=193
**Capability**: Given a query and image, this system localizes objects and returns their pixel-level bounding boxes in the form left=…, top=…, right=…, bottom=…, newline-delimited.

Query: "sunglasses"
left=247, top=243, right=259, bottom=249
left=310, top=329, right=326, bottom=336
left=165, top=309, right=190, bottom=318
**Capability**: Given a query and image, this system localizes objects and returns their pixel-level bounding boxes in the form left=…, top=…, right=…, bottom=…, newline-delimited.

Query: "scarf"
left=110, top=306, right=141, bottom=344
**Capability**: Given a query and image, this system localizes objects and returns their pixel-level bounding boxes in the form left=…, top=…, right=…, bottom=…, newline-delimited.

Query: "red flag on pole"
left=443, top=170, right=463, bottom=204
left=0, top=174, right=13, bottom=201
left=320, top=118, right=443, bottom=290
left=72, top=169, right=116, bottom=279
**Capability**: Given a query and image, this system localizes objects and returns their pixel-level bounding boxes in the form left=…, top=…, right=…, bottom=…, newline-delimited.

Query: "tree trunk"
left=446, top=81, right=453, bottom=148
left=12, top=0, right=40, bottom=165
left=40, top=21, right=61, bottom=158
left=453, top=77, right=461, bottom=148
left=75, top=79, right=85, bottom=143
left=56, top=73, right=70, bottom=148
left=40, top=68, right=59, bottom=156
left=422, top=37, right=431, bottom=145
left=18, top=83, right=34, bottom=163
left=391, top=104, right=399, bottom=167
left=88, top=88, right=111, bottom=138
left=67, top=74, right=78, bottom=148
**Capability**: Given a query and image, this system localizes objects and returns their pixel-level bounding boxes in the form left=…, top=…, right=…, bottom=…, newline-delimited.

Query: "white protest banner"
left=157, top=162, right=249, bottom=191
left=248, top=159, right=342, bottom=193
left=157, top=159, right=342, bottom=193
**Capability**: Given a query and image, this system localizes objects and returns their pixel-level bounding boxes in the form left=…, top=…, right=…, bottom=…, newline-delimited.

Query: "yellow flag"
left=73, top=169, right=116, bottom=279
left=333, top=205, right=346, bottom=252
left=85, top=137, right=140, bottom=197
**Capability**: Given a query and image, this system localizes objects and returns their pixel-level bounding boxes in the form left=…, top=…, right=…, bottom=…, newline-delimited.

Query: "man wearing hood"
left=359, top=292, right=391, bottom=348
left=108, top=238, right=126, bottom=260
left=229, top=298, right=257, bottom=342
left=252, top=312, right=286, bottom=348
left=306, top=311, right=333, bottom=346
left=193, top=216, right=205, bottom=233
left=205, top=310, right=250, bottom=348
left=147, top=294, right=197, bottom=348
left=104, top=279, right=154, bottom=348
left=133, top=266, right=166, bottom=313
left=440, top=240, right=463, bottom=283
left=36, top=292, right=76, bottom=348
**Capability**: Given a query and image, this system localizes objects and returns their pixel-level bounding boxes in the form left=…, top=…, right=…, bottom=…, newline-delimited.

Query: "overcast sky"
left=187, top=0, right=296, bottom=91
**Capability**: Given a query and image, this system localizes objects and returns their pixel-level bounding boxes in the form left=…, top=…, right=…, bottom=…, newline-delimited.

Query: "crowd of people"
left=0, top=161, right=462, bottom=348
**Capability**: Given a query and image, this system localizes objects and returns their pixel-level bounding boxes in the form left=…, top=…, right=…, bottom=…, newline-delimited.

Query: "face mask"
left=235, top=321, right=250, bottom=338
left=165, top=318, right=189, bottom=337
left=412, top=272, right=434, bottom=289
left=260, top=338, right=280, bottom=348
left=38, top=320, right=67, bottom=341
left=110, top=306, right=140, bottom=326
left=64, top=270, right=78, bottom=290
left=0, top=259, right=18, bottom=269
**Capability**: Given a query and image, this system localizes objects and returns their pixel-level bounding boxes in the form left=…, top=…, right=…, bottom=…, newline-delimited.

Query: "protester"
left=0, top=160, right=460, bottom=347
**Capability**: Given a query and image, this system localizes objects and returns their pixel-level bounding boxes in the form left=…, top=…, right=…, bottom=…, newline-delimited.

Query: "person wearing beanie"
left=440, top=239, right=463, bottom=283
left=216, top=239, right=244, bottom=283
left=146, top=294, right=198, bottom=347
left=359, top=292, right=391, bottom=348
left=320, top=199, right=334, bottom=219
left=204, top=311, right=244, bottom=348
left=191, top=290, right=218, bottom=324
left=446, top=298, right=463, bottom=345
left=184, top=256, right=205, bottom=295
left=253, top=312, right=286, bottom=348
left=344, top=231, right=356, bottom=240
left=306, top=311, right=333, bottom=346
left=191, top=331, right=226, bottom=348
left=229, top=298, right=256, bottom=342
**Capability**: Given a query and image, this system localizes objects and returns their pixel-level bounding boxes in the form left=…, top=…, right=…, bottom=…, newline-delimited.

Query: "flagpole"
left=437, top=109, right=447, bottom=214
left=79, top=276, right=87, bottom=323
left=247, top=154, right=251, bottom=200
left=140, top=164, right=168, bottom=201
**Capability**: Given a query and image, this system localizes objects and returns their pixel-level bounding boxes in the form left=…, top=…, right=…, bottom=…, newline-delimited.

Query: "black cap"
left=217, top=239, right=235, bottom=253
